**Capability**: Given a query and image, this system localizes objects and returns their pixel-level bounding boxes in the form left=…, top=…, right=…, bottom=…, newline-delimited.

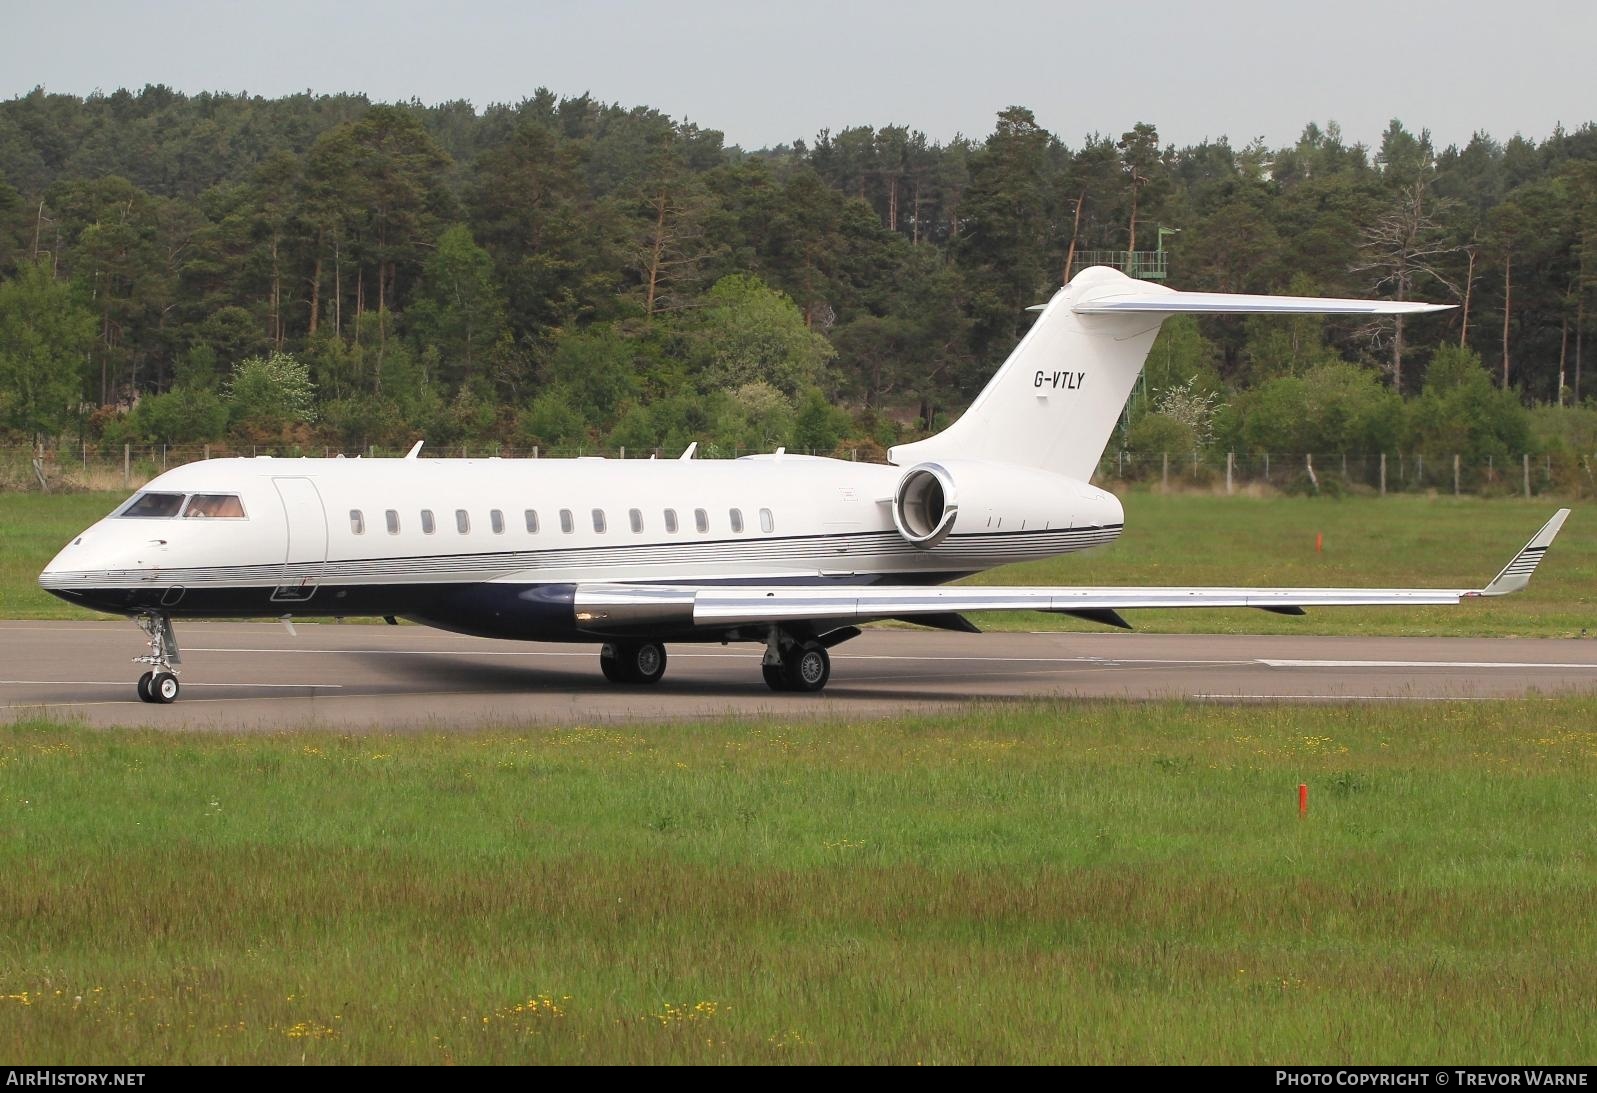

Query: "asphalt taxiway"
left=2, top=620, right=1594, bottom=730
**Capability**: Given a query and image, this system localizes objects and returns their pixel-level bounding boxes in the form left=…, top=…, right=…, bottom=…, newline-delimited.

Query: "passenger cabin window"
left=592, top=509, right=607, bottom=533
left=183, top=494, right=246, bottom=519
left=664, top=509, right=678, bottom=534
left=694, top=508, right=708, bottom=534
left=560, top=509, right=574, bottom=534
left=350, top=510, right=365, bottom=535
left=421, top=509, right=436, bottom=534
left=456, top=509, right=470, bottom=534
left=524, top=509, right=539, bottom=533
left=760, top=508, right=774, bottom=533
left=729, top=508, right=744, bottom=534
left=119, top=492, right=185, bottom=518
left=385, top=509, right=400, bottom=534
left=490, top=509, right=505, bottom=534
left=629, top=508, right=643, bottom=533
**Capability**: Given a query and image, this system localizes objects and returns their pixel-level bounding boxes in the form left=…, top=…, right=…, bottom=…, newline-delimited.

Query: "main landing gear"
left=595, top=627, right=857, bottom=693
left=133, top=611, right=182, bottom=703
left=600, top=640, right=668, bottom=684
left=761, top=630, right=832, bottom=693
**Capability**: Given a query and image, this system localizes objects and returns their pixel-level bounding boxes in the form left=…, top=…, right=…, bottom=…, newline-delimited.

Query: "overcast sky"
left=2, top=0, right=1592, bottom=153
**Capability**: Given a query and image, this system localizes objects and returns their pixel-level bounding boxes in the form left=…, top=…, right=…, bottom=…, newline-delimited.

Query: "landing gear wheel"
left=132, top=611, right=182, bottom=702
left=783, top=642, right=831, bottom=693
left=761, top=663, right=789, bottom=692
left=150, top=672, right=180, bottom=704
left=600, top=641, right=668, bottom=685
left=630, top=641, right=666, bottom=684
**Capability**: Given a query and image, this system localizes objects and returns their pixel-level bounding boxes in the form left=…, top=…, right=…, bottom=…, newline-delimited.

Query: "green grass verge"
left=2, top=700, right=1595, bottom=1064
left=1, top=490, right=1588, bottom=635
left=0, top=493, right=124, bottom=618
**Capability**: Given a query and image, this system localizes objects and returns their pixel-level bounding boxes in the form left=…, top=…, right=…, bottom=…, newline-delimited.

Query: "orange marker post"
left=1315, top=532, right=1323, bottom=553
left=1298, top=783, right=1309, bottom=817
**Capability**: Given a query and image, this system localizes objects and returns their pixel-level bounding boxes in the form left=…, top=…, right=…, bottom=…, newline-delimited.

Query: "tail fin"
left=888, top=266, right=1452, bottom=478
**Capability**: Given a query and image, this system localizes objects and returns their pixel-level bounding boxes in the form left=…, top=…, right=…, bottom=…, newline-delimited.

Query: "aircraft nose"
left=39, top=524, right=113, bottom=588
left=39, top=534, right=85, bottom=580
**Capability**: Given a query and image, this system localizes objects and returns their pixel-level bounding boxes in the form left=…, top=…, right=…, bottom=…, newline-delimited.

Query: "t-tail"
left=889, top=266, right=1453, bottom=478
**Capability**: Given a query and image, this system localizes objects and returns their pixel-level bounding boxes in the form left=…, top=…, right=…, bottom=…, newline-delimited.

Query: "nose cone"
left=39, top=531, right=86, bottom=586
left=38, top=523, right=129, bottom=612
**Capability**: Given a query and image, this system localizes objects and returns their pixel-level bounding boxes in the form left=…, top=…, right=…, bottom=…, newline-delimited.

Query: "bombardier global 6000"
left=39, top=266, right=1569, bottom=702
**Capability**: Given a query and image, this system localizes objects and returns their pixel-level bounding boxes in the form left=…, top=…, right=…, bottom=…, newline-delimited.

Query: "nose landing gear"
left=133, top=611, right=182, bottom=703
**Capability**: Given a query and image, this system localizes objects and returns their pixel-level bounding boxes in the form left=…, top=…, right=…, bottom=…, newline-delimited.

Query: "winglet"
left=679, top=442, right=698, bottom=462
left=404, top=440, right=424, bottom=460
left=1481, top=509, right=1571, bottom=596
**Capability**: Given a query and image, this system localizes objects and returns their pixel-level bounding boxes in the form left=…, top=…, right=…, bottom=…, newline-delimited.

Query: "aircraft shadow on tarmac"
left=342, top=648, right=1011, bottom=705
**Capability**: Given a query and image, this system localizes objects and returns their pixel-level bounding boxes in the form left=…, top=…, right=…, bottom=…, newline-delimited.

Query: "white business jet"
left=39, top=266, right=1569, bottom=703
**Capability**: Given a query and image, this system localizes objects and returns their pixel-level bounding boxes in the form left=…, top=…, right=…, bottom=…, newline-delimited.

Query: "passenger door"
left=271, top=477, right=327, bottom=603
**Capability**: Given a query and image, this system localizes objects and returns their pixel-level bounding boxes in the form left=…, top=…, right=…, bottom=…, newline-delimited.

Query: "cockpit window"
left=183, top=494, right=246, bottom=519
left=118, top=492, right=186, bottom=518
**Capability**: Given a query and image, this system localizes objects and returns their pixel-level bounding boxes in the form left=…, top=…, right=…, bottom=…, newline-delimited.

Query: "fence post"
left=161, top=444, right=167, bottom=471
left=533, top=446, right=539, bottom=459
left=1453, top=453, right=1460, bottom=496
left=1416, top=453, right=1423, bottom=484
left=81, top=441, right=87, bottom=477
left=620, top=446, right=626, bottom=460
left=1263, top=452, right=1270, bottom=480
left=1379, top=452, right=1386, bottom=496
left=1341, top=453, right=1347, bottom=477
left=1524, top=453, right=1531, bottom=497
left=123, top=443, right=130, bottom=487
left=204, top=444, right=210, bottom=461
left=1226, top=451, right=1234, bottom=495
left=1162, top=452, right=1169, bottom=491
left=1118, top=449, right=1124, bottom=477
left=1306, top=453, right=1318, bottom=493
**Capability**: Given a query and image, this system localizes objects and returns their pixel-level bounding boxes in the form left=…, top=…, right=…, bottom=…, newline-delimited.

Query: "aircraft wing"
left=574, top=509, right=1569, bottom=629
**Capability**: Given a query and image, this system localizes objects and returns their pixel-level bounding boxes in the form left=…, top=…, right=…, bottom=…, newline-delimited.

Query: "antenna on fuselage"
left=405, top=440, right=424, bottom=460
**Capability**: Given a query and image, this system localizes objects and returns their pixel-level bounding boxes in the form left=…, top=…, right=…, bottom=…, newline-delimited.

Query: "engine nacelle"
left=891, top=460, right=1121, bottom=549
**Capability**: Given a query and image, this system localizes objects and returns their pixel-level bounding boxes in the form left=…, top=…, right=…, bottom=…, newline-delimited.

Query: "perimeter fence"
left=2, top=442, right=1593, bottom=499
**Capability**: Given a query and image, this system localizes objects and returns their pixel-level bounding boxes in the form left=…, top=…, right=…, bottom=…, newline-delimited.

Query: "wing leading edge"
left=573, top=510, right=1570, bottom=629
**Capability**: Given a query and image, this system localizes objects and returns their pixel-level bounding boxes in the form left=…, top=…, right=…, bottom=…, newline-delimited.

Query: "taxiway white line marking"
left=1259, top=659, right=1597, bottom=670
left=1193, top=694, right=1508, bottom=702
left=0, top=680, right=342, bottom=689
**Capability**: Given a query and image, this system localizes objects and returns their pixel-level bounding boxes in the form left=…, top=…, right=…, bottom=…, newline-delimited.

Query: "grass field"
left=2, top=700, right=1594, bottom=1064
left=1, top=489, right=1587, bottom=636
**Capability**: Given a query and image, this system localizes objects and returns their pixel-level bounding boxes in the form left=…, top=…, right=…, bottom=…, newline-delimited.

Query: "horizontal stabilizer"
left=1073, top=290, right=1453, bottom=317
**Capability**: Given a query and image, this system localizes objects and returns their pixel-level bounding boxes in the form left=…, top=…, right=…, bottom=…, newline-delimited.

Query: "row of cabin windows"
left=349, top=506, right=776, bottom=537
